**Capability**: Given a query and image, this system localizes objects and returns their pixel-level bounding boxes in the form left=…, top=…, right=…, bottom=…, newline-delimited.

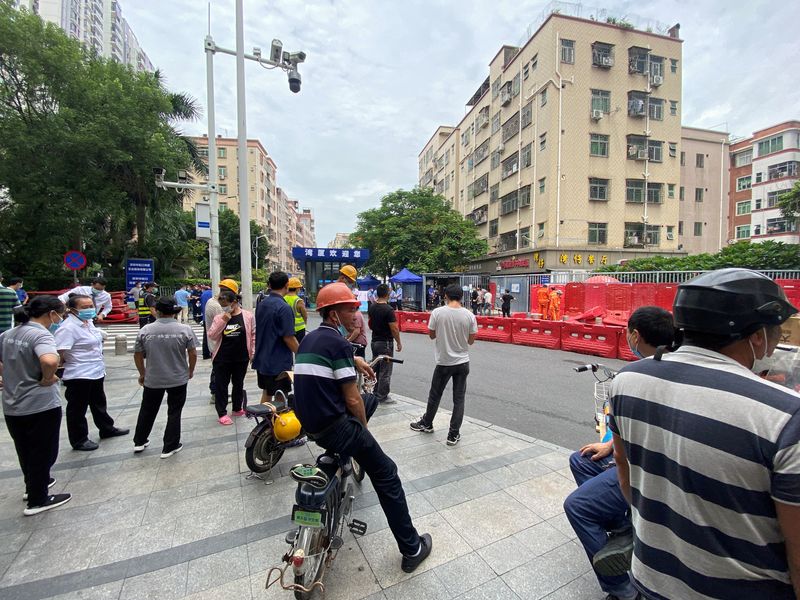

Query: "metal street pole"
left=235, top=0, right=253, bottom=309
left=204, top=35, right=221, bottom=291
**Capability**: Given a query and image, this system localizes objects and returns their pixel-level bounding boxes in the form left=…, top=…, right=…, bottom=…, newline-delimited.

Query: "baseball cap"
left=219, top=279, right=239, bottom=294
left=155, top=296, right=182, bottom=314
left=339, top=265, right=357, bottom=282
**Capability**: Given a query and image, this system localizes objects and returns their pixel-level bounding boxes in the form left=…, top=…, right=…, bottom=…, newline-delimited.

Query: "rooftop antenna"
left=207, top=1, right=211, bottom=36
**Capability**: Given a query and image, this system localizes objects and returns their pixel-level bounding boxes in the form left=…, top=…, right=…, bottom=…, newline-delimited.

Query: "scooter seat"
left=295, top=461, right=339, bottom=508
left=245, top=404, right=273, bottom=417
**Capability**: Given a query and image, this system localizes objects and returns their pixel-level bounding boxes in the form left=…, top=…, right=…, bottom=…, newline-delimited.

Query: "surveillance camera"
left=153, top=167, right=166, bottom=178
left=177, top=169, right=189, bottom=183
left=288, top=68, right=301, bottom=93
left=269, top=39, right=283, bottom=63
left=252, top=46, right=261, bottom=58
left=287, top=51, right=306, bottom=65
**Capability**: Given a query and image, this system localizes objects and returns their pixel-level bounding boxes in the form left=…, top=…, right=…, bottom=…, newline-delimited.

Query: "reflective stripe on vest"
left=137, top=294, right=151, bottom=317
left=285, top=294, right=305, bottom=332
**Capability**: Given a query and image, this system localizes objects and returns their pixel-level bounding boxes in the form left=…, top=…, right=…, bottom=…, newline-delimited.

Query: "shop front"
left=291, top=247, right=371, bottom=306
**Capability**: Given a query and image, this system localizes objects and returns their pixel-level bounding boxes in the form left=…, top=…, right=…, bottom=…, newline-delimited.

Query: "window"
left=519, top=185, right=531, bottom=207
left=734, top=149, right=752, bottom=167
left=561, top=39, right=575, bottom=64
left=531, top=54, right=538, bottom=71
left=523, top=64, right=529, bottom=80
left=755, top=172, right=763, bottom=184
left=538, top=177, right=546, bottom=194
left=501, top=152, right=520, bottom=179
left=628, top=47, right=649, bottom=74
left=519, top=226, right=531, bottom=247
left=626, top=180, right=644, bottom=203
left=473, top=173, right=489, bottom=197
left=670, top=58, right=678, bottom=73
left=695, top=188, right=704, bottom=202
left=541, top=88, right=547, bottom=107
left=647, top=183, right=663, bottom=204
left=521, top=143, right=532, bottom=168
left=648, top=98, right=664, bottom=120
left=491, top=111, right=501, bottom=134
left=736, top=175, right=752, bottom=191
left=766, top=217, right=798, bottom=234
left=218, top=147, right=227, bottom=158
left=466, top=152, right=474, bottom=172
left=680, top=151, right=685, bottom=166
left=678, top=221, right=684, bottom=236
left=491, top=77, right=502, bottom=99
left=539, top=133, right=547, bottom=151
left=588, top=222, right=608, bottom=245
left=461, top=129, right=471, bottom=146
left=592, top=42, right=614, bottom=67
left=667, top=225, right=675, bottom=239
left=198, top=146, right=209, bottom=157
left=500, top=190, right=519, bottom=215
left=735, top=225, right=751, bottom=239
left=512, top=73, right=521, bottom=97
left=627, top=135, right=647, bottom=159
left=650, top=55, right=664, bottom=78
left=521, top=101, right=533, bottom=128
left=648, top=140, right=663, bottom=162
left=489, top=219, right=498, bottom=237
left=589, top=178, right=609, bottom=201
left=474, top=140, right=490, bottom=165
left=669, top=100, right=678, bottom=116
left=590, top=134, right=609, bottom=157
left=502, top=111, right=520, bottom=143
left=591, top=89, right=611, bottom=113
left=668, top=184, right=675, bottom=198
left=754, top=224, right=762, bottom=235
left=219, top=202, right=228, bottom=210
left=537, top=222, right=545, bottom=238
left=627, top=92, right=647, bottom=117
left=624, top=222, right=661, bottom=246
left=490, top=183, right=499, bottom=203
left=736, top=200, right=751, bottom=215
left=757, top=135, right=783, bottom=156
left=695, top=153, right=704, bottom=168
left=219, top=184, right=228, bottom=194
left=491, top=150, right=501, bottom=170
left=668, top=143, right=677, bottom=158
left=680, top=186, right=685, bottom=201
left=694, top=222, right=703, bottom=236
left=499, top=231, right=517, bottom=252
left=218, top=166, right=227, bottom=177
left=767, top=191, right=782, bottom=208
left=768, top=161, right=799, bottom=180
left=754, top=197, right=762, bottom=210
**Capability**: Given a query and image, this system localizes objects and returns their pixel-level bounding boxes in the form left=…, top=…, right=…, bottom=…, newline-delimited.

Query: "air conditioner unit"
left=637, top=149, right=648, bottom=160
left=497, top=143, right=505, bottom=154
left=666, top=232, right=675, bottom=240
left=601, top=56, right=613, bottom=67
left=591, top=109, right=603, bottom=120
left=628, top=146, right=638, bottom=157
left=627, top=236, right=639, bottom=245
left=651, top=75, right=663, bottom=86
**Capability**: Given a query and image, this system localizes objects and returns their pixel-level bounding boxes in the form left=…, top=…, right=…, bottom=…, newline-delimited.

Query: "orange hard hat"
left=288, top=277, right=302, bottom=289
left=339, top=265, right=357, bottom=282
left=316, top=282, right=360, bottom=311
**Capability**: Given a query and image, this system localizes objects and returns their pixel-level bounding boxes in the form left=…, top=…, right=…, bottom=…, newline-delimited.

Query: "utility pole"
left=204, top=35, right=221, bottom=291
left=234, top=0, right=252, bottom=308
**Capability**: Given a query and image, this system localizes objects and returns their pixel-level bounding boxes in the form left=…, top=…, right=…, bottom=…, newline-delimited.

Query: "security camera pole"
left=203, top=0, right=306, bottom=308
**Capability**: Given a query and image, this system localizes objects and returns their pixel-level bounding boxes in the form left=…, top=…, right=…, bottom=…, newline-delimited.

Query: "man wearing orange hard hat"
left=292, top=282, right=433, bottom=574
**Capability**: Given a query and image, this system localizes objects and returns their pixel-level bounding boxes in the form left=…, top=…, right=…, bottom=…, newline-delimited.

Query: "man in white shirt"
left=483, top=289, right=493, bottom=315
left=58, top=277, right=112, bottom=321
left=410, top=284, right=478, bottom=446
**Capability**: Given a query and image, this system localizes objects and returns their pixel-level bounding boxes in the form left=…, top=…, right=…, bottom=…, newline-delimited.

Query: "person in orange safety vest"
left=548, top=288, right=563, bottom=321
left=537, top=286, right=550, bottom=319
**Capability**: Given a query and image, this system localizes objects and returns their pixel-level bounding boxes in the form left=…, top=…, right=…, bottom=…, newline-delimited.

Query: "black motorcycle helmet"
left=673, top=268, right=797, bottom=339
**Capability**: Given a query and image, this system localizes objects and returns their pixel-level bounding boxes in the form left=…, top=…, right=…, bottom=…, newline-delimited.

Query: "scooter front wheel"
left=245, top=429, right=285, bottom=473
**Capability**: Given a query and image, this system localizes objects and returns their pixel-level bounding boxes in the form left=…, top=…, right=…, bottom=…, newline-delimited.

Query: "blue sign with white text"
left=125, top=258, right=155, bottom=294
left=291, top=247, right=370, bottom=263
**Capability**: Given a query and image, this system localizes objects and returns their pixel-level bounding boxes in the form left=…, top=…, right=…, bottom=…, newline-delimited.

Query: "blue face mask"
left=77, top=308, right=97, bottom=321
left=627, top=332, right=644, bottom=359
left=91, top=288, right=101, bottom=296
left=48, top=312, right=63, bottom=333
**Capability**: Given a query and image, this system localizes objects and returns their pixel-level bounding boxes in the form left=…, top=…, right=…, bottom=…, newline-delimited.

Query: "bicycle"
left=574, top=363, right=618, bottom=442
left=265, top=353, right=402, bottom=599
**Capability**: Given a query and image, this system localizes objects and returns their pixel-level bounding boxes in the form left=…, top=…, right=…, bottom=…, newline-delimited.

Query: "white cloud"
left=123, top=0, right=800, bottom=245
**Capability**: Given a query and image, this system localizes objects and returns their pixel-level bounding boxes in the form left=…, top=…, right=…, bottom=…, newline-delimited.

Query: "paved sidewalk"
left=0, top=354, right=605, bottom=600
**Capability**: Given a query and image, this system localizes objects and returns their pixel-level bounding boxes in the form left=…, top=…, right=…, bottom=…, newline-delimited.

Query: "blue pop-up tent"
left=389, top=268, right=423, bottom=309
left=357, top=275, right=381, bottom=290
left=389, top=268, right=422, bottom=283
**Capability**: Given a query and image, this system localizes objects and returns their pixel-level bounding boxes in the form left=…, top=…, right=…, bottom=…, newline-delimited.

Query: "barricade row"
left=397, top=312, right=635, bottom=361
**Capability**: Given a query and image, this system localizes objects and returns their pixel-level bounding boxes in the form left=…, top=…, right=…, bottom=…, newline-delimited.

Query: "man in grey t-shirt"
left=410, top=284, right=478, bottom=446
left=132, top=296, right=198, bottom=458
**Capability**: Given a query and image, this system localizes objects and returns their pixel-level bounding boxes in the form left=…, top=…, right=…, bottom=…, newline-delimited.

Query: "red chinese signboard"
left=499, top=258, right=530, bottom=269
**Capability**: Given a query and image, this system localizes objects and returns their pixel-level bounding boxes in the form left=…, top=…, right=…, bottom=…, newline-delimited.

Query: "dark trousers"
left=422, top=362, right=469, bottom=434
left=213, top=360, right=248, bottom=417
left=502, top=305, right=511, bottom=318
left=313, top=393, right=420, bottom=556
left=63, top=377, right=116, bottom=447
left=5, top=407, right=62, bottom=507
left=295, top=329, right=306, bottom=343
left=134, top=384, right=187, bottom=452
left=371, top=340, right=394, bottom=401
left=564, top=451, right=635, bottom=598
left=202, top=322, right=212, bottom=359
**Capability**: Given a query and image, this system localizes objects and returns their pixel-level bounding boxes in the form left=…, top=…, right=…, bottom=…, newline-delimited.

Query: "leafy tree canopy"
left=596, top=241, right=800, bottom=272
left=349, top=188, right=488, bottom=277
left=779, top=180, right=800, bottom=220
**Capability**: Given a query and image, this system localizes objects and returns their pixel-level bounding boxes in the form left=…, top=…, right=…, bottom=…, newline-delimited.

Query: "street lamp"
left=252, top=234, right=268, bottom=273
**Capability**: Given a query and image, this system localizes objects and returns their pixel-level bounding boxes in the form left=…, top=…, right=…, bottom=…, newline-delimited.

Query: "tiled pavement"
left=0, top=354, right=605, bottom=600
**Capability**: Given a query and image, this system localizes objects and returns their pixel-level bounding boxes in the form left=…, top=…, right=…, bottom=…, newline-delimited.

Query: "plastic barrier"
left=632, top=283, right=658, bottom=310
left=394, top=311, right=407, bottom=330
left=511, top=319, right=562, bottom=349
left=401, top=312, right=429, bottom=334
left=560, top=322, right=620, bottom=359
left=475, top=316, right=512, bottom=343
left=655, top=283, right=678, bottom=312
left=563, top=282, right=585, bottom=316
left=776, top=280, right=800, bottom=308
left=511, top=312, right=528, bottom=319
left=605, top=284, right=632, bottom=321
left=617, top=329, right=637, bottom=361
left=567, top=306, right=605, bottom=323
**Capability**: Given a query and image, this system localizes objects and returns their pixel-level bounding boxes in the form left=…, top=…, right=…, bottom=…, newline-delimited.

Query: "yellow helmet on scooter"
left=273, top=410, right=302, bottom=442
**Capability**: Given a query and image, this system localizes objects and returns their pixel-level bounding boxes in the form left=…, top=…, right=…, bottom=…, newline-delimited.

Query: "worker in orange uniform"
left=548, top=288, right=563, bottom=321
left=537, top=286, right=550, bottom=319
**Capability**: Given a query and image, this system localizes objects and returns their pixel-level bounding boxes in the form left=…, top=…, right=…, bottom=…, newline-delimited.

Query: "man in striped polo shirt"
left=0, top=272, right=21, bottom=334
left=293, top=282, right=432, bottom=574
left=610, top=269, right=800, bottom=600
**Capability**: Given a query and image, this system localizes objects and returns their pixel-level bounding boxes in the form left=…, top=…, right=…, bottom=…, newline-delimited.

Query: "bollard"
left=114, top=335, right=128, bottom=356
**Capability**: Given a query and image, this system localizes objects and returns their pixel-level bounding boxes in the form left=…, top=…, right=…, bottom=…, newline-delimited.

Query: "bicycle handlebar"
left=574, top=364, right=599, bottom=373
left=368, top=355, right=404, bottom=368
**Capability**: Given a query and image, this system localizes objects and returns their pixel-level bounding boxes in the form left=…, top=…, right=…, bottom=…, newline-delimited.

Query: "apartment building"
left=419, top=9, right=685, bottom=273
left=273, top=187, right=299, bottom=273
left=16, top=0, right=153, bottom=72
left=728, top=121, right=799, bottom=244
left=328, top=233, right=352, bottom=249
left=296, top=209, right=317, bottom=249
left=678, top=126, right=730, bottom=254
left=419, top=126, right=460, bottom=208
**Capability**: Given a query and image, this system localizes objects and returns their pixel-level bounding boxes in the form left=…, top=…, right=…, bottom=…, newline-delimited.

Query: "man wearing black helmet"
left=609, top=269, right=800, bottom=600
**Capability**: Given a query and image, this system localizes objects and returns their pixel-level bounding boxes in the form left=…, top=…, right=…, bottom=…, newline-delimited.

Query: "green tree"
left=778, top=180, right=800, bottom=220
left=350, top=188, right=488, bottom=277
left=218, top=209, right=269, bottom=276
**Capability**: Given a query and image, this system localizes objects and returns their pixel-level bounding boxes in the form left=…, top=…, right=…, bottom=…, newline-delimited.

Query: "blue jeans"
left=564, top=451, right=636, bottom=599
left=311, top=393, right=420, bottom=556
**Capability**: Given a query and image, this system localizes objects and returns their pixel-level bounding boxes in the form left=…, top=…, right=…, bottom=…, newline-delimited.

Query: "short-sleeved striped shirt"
left=293, top=323, right=357, bottom=435
left=0, top=286, right=20, bottom=333
left=610, top=345, right=800, bottom=600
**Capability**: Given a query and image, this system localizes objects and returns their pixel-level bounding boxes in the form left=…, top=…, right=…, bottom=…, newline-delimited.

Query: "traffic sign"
left=64, top=250, right=87, bottom=271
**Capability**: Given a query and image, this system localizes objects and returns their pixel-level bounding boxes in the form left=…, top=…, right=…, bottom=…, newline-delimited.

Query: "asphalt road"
left=309, top=312, right=627, bottom=450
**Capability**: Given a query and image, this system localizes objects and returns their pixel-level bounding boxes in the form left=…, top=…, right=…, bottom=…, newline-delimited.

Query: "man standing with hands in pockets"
left=368, top=284, right=402, bottom=404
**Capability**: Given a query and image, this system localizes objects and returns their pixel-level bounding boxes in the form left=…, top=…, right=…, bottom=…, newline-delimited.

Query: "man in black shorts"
left=252, top=272, right=299, bottom=404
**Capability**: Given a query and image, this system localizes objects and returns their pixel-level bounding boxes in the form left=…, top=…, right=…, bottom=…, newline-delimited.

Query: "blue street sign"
left=63, top=250, right=87, bottom=271
left=197, top=221, right=210, bottom=228
left=125, top=258, right=155, bottom=294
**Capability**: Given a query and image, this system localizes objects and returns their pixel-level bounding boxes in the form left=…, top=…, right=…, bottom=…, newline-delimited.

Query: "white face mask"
left=222, top=305, right=233, bottom=314
left=749, top=327, right=774, bottom=374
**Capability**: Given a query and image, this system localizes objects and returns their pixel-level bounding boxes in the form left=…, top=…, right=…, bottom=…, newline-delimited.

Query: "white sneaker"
left=160, top=444, right=183, bottom=459
left=133, top=440, right=150, bottom=453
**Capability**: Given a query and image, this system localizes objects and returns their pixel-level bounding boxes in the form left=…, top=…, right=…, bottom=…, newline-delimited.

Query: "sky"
left=123, top=0, right=800, bottom=247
